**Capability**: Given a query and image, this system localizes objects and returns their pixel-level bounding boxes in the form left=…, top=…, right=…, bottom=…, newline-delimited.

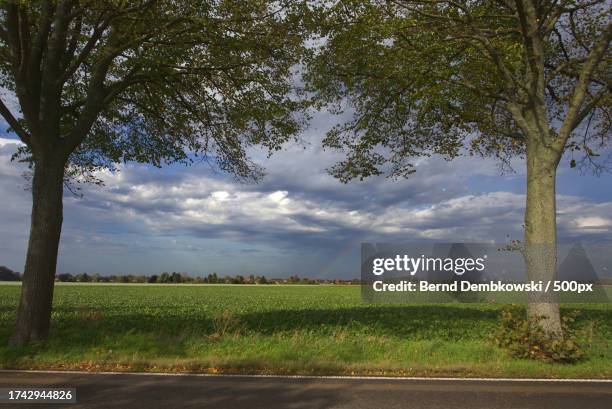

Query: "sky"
left=0, top=110, right=611, bottom=279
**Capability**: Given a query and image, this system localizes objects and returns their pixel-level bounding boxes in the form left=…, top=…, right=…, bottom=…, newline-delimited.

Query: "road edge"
left=1, top=369, right=611, bottom=383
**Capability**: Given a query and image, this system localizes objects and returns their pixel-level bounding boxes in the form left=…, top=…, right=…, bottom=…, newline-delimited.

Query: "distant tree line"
left=0, top=266, right=20, bottom=281
left=0, top=266, right=361, bottom=285
left=51, top=272, right=360, bottom=285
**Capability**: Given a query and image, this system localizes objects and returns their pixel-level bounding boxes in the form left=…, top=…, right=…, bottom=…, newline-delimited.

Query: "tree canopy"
left=305, top=0, right=611, bottom=181
left=0, top=0, right=308, bottom=181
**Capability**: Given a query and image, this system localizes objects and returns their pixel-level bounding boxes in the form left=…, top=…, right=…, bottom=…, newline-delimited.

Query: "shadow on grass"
left=239, top=305, right=500, bottom=338
left=0, top=304, right=608, bottom=365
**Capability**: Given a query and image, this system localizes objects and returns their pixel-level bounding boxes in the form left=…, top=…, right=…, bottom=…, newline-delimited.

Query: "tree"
left=56, top=273, right=73, bottom=282
left=305, top=0, right=610, bottom=334
left=75, top=272, right=89, bottom=282
left=0, top=0, right=307, bottom=345
left=0, top=266, right=20, bottom=281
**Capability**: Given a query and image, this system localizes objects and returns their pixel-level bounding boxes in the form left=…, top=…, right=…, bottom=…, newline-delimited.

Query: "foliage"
left=493, top=306, right=591, bottom=363
left=0, top=0, right=310, bottom=180
left=304, top=0, right=611, bottom=181
left=209, top=310, right=241, bottom=340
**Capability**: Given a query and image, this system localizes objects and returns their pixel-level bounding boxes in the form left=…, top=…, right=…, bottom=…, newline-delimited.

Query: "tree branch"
left=0, top=98, right=32, bottom=145
left=557, top=20, right=611, bottom=146
left=568, top=88, right=610, bottom=133
left=60, top=15, right=110, bottom=84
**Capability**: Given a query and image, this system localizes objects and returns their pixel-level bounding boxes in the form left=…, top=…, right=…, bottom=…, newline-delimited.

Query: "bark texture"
left=10, top=157, right=65, bottom=346
left=524, top=139, right=562, bottom=334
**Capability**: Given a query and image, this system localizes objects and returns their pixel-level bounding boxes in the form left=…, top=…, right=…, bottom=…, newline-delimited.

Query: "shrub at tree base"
left=493, top=307, right=589, bottom=363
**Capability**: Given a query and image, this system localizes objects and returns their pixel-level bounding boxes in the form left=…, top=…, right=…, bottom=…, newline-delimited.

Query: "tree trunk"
left=9, top=156, right=65, bottom=346
left=524, top=140, right=562, bottom=335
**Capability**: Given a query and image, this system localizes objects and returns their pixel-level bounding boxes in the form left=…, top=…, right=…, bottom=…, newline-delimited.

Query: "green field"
left=0, top=283, right=610, bottom=378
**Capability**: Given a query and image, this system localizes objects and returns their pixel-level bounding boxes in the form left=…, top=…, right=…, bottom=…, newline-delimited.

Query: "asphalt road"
left=0, top=371, right=611, bottom=409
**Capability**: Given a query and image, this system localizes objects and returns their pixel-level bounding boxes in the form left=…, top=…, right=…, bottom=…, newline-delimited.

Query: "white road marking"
left=0, top=369, right=610, bottom=383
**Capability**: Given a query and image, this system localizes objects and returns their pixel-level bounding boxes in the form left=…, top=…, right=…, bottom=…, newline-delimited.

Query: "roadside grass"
left=0, top=284, right=610, bottom=378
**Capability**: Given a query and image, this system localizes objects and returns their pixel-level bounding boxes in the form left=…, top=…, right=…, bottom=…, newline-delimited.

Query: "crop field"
left=0, top=283, right=610, bottom=378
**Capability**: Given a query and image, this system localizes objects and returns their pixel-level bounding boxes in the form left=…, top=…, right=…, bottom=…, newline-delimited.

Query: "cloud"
left=0, top=118, right=610, bottom=277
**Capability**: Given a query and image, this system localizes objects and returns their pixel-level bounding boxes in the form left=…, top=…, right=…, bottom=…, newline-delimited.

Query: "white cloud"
left=0, top=119, right=610, bottom=276
left=77, top=168, right=609, bottom=244
left=211, top=191, right=230, bottom=201
left=575, top=216, right=612, bottom=228
left=0, top=137, right=23, bottom=147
